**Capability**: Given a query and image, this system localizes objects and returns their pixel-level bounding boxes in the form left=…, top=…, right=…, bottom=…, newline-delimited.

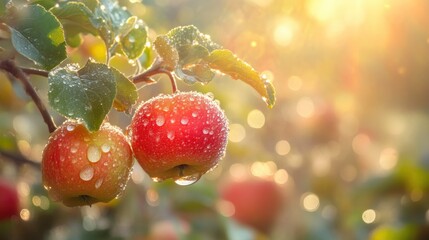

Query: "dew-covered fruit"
left=220, top=178, right=284, bottom=234
left=42, top=121, right=133, bottom=207
left=130, top=91, right=229, bottom=184
left=0, top=180, right=19, bottom=220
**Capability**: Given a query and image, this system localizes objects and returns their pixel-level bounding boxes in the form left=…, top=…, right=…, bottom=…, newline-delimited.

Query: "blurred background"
left=2, top=0, right=429, bottom=239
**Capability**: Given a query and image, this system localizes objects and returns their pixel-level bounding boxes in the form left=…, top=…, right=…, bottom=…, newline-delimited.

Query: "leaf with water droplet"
left=50, top=2, right=105, bottom=48
left=175, top=64, right=215, bottom=84
left=166, top=25, right=220, bottom=52
left=118, top=16, right=147, bottom=59
left=153, top=35, right=178, bottom=71
left=48, top=61, right=116, bottom=131
left=111, top=67, right=137, bottom=113
left=204, top=49, right=276, bottom=108
left=7, top=4, right=66, bottom=70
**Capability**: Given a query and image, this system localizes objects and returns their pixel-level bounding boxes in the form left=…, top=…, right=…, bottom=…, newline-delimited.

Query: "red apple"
left=220, top=178, right=284, bottom=233
left=42, top=121, right=134, bottom=207
left=130, top=91, right=228, bottom=184
left=0, top=180, right=19, bottom=220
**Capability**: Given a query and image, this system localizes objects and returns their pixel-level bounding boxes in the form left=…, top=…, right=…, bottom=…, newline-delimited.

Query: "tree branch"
left=0, top=60, right=57, bottom=133
left=21, top=67, right=49, bottom=77
left=132, top=59, right=178, bottom=93
left=0, top=149, right=41, bottom=168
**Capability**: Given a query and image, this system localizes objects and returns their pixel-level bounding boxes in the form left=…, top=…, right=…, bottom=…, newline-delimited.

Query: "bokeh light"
left=301, top=192, right=320, bottom=212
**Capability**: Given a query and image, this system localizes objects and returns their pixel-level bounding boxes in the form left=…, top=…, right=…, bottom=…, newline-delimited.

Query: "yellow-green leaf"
left=205, top=49, right=276, bottom=108
left=153, top=35, right=178, bottom=71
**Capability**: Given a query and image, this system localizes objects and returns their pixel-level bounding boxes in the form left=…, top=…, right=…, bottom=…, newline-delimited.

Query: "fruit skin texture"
left=220, top=179, right=284, bottom=234
left=0, top=180, right=19, bottom=220
left=130, top=91, right=229, bottom=182
left=42, top=121, right=133, bottom=207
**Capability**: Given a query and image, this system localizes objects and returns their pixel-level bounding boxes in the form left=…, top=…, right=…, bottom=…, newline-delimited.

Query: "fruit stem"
left=132, top=57, right=178, bottom=93
left=0, top=59, right=57, bottom=133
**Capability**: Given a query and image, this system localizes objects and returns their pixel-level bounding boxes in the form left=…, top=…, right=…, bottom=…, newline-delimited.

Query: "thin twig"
left=0, top=149, right=41, bottom=168
left=21, top=67, right=49, bottom=77
left=132, top=59, right=178, bottom=93
left=0, top=60, right=57, bottom=133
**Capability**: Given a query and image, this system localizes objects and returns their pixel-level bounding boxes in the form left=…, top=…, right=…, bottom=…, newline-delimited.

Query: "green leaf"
left=153, top=35, right=178, bottom=71
left=0, top=0, right=9, bottom=17
left=29, top=0, right=56, bottom=9
left=119, top=17, right=147, bottom=60
left=48, top=61, right=116, bottom=131
left=175, top=64, right=215, bottom=84
left=205, top=49, right=276, bottom=108
left=166, top=25, right=220, bottom=52
left=93, top=0, right=131, bottom=48
left=8, top=5, right=66, bottom=70
left=111, top=67, right=138, bottom=113
left=50, top=2, right=100, bottom=47
left=177, top=44, right=209, bottom=65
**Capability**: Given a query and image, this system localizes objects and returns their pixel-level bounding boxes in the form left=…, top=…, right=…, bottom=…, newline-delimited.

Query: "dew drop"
left=79, top=166, right=94, bottom=181
left=209, top=130, right=214, bottom=135
left=70, top=146, right=78, bottom=153
left=170, top=118, right=176, bottom=124
left=205, top=92, right=214, bottom=99
left=163, top=106, right=169, bottom=112
left=60, top=156, right=65, bottom=162
left=192, top=112, right=198, bottom=117
left=167, top=131, right=175, bottom=140
left=95, top=178, right=104, bottom=189
left=101, top=144, right=111, bottom=153
left=87, top=145, right=101, bottom=163
left=66, top=124, right=75, bottom=131
left=156, top=115, right=165, bottom=126
left=180, top=117, right=189, bottom=125
left=202, top=129, right=209, bottom=134
left=174, top=173, right=201, bottom=186
left=151, top=177, right=163, bottom=182
left=143, top=119, right=149, bottom=126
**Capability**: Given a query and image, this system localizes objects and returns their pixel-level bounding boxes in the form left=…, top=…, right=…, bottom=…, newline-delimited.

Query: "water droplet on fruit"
left=205, top=92, right=214, bottom=99
left=203, top=129, right=209, bottom=134
left=174, top=173, right=201, bottom=186
left=101, top=144, right=110, bottom=153
left=163, top=106, right=169, bottom=112
left=151, top=177, right=163, bottom=182
left=66, top=124, right=75, bottom=131
left=170, top=118, right=176, bottom=124
left=167, top=131, right=175, bottom=140
left=95, top=178, right=104, bottom=189
left=80, top=166, right=94, bottom=181
left=60, top=156, right=65, bottom=162
left=156, top=115, right=165, bottom=126
left=87, top=145, right=101, bottom=163
left=143, top=119, right=149, bottom=126
left=192, top=112, right=198, bottom=117
left=70, top=146, right=78, bottom=153
left=209, top=130, right=214, bottom=135
left=180, top=117, right=189, bottom=125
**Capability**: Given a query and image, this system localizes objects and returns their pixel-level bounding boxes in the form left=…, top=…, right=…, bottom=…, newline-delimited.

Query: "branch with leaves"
left=0, top=0, right=275, bottom=169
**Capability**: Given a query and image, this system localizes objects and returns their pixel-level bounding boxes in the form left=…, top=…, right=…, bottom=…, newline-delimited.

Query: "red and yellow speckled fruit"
left=42, top=121, right=133, bottom=207
left=130, top=91, right=229, bottom=185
